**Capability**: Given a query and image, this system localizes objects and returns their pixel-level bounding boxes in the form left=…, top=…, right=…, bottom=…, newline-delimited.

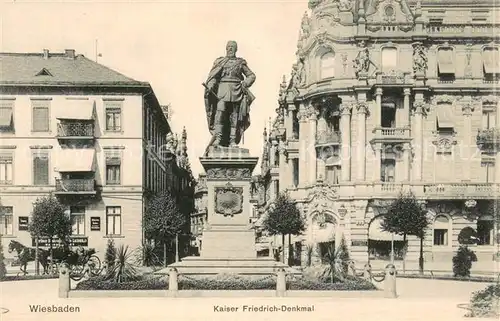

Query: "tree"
left=262, top=193, right=305, bottom=264
left=0, top=237, right=6, bottom=279
left=143, top=191, right=186, bottom=266
left=104, top=239, right=117, bottom=273
left=28, top=195, right=72, bottom=273
left=381, top=192, right=430, bottom=274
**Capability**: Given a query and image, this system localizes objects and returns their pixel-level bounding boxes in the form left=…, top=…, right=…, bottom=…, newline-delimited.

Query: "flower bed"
left=75, top=274, right=377, bottom=291
left=398, top=274, right=497, bottom=283
left=464, top=283, right=500, bottom=318
left=1, top=274, right=59, bottom=282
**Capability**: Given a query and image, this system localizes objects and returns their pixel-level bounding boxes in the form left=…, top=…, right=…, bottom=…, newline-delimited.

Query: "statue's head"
left=226, top=41, right=238, bottom=57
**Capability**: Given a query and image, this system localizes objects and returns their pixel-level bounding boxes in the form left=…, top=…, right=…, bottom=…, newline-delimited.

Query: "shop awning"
left=483, top=48, right=500, bottom=74
left=55, top=149, right=95, bottom=172
left=56, top=100, right=94, bottom=120
left=436, top=104, right=455, bottom=129
left=368, top=217, right=404, bottom=241
left=437, top=48, right=455, bottom=74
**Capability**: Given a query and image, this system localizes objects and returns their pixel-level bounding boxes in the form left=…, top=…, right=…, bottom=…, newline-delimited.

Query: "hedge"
left=75, top=274, right=377, bottom=291
left=1, top=274, right=59, bottom=282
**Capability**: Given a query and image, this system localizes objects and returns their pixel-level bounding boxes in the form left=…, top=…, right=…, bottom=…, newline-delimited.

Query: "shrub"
left=105, top=239, right=117, bottom=272
left=134, top=242, right=161, bottom=267
left=0, top=238, right=6, bottom=280
left=453, top=246, right=477, bottom=277
left=75, top=273, right=376, bottom=291
left=105, top=245, right=140, bottom=283
left=466, top=283, right=500, bottom=318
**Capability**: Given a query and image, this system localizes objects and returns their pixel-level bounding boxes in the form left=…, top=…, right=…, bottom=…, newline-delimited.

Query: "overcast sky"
left=1, top=0, right=308, bottom=176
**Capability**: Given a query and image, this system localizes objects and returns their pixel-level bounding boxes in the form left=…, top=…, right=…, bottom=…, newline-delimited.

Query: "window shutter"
left=32, top=101, right=49, bottom=132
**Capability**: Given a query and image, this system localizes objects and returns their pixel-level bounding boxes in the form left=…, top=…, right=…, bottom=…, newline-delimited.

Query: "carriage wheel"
left=69, top=264, right=84, bottom=281
left=88, top=255, right=102, bottom=276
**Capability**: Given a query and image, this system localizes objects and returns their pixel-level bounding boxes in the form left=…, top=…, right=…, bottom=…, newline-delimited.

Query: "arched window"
left=433, top=215, right=451, bottom=246
left=381, top=47, right=398, bottom=73
left=320, top=52, right=335, bottom=79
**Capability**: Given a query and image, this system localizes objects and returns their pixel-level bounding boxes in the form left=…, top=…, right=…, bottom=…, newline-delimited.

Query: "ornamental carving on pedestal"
left=214, top=182, right=244, bottom=217
left=206, top=167, right=252, bottom=180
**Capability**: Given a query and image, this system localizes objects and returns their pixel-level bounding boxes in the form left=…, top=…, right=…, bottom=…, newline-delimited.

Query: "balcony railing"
left=376, top=71, right=412, bottom=85
left=372, top=127, right=411, bottom=142
left=423, top=183, right=499, bottom=199
left=57, top=122, right=94, bottom=138
left=316, top=130, right=341, bottom=145
left=55, top=178, right=96, bottom=194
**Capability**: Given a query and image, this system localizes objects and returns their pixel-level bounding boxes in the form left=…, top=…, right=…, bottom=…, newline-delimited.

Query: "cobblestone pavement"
left=0, top=278, right=493, bottom=321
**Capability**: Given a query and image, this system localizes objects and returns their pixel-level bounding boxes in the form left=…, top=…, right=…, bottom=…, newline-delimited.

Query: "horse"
left=7, top=240, right=50, bottom=275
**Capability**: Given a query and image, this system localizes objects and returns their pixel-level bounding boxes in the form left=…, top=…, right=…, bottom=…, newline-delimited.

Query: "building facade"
left=255, top=0, right=500, bottom=270
left=0, top=50, right=194, bottom=262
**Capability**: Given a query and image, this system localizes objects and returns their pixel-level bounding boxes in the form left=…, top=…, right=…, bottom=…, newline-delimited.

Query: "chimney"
left=65, top=49, right=76, bottom=59
left=42, top=49, right=49, bottom=59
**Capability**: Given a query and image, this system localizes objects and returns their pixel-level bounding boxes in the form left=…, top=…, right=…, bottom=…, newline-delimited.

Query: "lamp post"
left=390, top=233, right=395, bottom=264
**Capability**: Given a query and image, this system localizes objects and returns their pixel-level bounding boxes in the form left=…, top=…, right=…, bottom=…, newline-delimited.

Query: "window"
left=0, top=153, right=13, bottom=185
left=0, top=206, right=13, bottom=236
left=482, top=110, right=496, bottom=129
left=381, top=102, right=396, bottom=128
left=105, top=153, right=121, bottom=185
left=33, top=153, right=49, bottom=185
left=105, top=101, right=122, bottom=131
left=106, top=206, right=122, bottom=236
left=320, top=52, right=335, bottom=79
left=325, top=165, right=340, bottom=184
left=32, top=100, right=50, bottom=132
left=433, top=215, right=450, bottom=246
left=381, top=47, right=398, bottom=73
left=436, top=103, right=455, bottom=132
left=381, top=158, right=395, bottom=182
left=0, top=100, right=14, bottom=132
left=482, top=47, right=500, bottom=77
left=437, top=47, right=455, bottom=77
left=70, top=206, right=85, bottom=236
left=292, top=158, right=299, bottom=187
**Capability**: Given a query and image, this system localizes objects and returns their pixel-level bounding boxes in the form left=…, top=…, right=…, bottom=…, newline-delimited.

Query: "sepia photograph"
left=0, top=0, right=499, bottom=320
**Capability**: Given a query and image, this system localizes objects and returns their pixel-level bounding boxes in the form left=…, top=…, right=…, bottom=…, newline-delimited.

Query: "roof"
left=0, top=51, right=148, bottom=87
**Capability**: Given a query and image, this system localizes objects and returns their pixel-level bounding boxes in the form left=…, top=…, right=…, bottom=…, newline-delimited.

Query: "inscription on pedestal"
left=214, top=182, right=244, bottom=217
left=206, top=167, right=252, bottom=180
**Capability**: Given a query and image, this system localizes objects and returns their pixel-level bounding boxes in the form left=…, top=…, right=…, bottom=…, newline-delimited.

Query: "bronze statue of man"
left=204, top=41, right=256, bottom=148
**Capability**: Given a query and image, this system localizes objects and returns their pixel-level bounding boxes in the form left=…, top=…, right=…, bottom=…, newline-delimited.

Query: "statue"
left=203, top=40, right=256, bottom=149
left=300, top=12, right=311, bottom=40
left=353, top=41, right=373, bottom=77
left=412, top=42, right=428, bottom=75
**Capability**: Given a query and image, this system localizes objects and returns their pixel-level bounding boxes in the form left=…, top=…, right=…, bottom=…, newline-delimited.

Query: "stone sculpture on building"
left=203, top=40, right=256, bottom=149
left=412, top=42, right=428, bottom=75
left=353, top=41, right=373, bottom=77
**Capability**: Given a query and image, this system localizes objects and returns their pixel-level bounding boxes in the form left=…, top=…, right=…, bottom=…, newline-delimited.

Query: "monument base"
left=201, top=229, right=256, bottom=258
left=159, top=257, right=301, bottom=278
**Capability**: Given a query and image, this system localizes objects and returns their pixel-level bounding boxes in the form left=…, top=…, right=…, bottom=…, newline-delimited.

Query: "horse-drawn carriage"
left=8, top=240, right=104, bottom=279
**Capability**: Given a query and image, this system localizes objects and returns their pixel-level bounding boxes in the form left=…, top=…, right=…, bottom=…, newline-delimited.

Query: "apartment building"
left=254, top=0, right=500, bottom=270
left=0, top=49, right=193, bottom=261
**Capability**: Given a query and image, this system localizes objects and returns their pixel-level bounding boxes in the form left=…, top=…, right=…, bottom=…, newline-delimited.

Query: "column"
left=357, top=101, right=368, bottom=181
left=462, top=100, right=473, bottom=181
left=403, top=88, right=411, bottom=127
left=286, top=105, right=296, bottom=140
left=375, top=88, right=382, bottom=128
left=308, top=105, right=318, bottom=185
left=496, top=99, right=500, bottom=183
left=278, top=142, right=288, bottom=189
left=373, top=143, right=382, bottom=182
left=298, top=106, right=308, bottom=186
left=340, top=103, right=352, bottom=182
left=413, top=100, right=424, bottom=181
left=402, top=142, right=411, bottom=182
left=270, top=140, right=278, bottom=166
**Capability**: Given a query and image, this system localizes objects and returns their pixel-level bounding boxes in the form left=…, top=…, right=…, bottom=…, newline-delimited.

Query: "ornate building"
left=255, top=0, right=500, bottom=270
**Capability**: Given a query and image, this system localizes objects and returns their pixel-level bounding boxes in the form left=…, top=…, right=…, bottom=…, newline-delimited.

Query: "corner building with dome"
left=253, top=0, right=500, bottom=272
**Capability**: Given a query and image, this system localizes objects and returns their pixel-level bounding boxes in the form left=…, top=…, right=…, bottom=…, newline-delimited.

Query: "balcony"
left=57, top=122, right=95, bottom=139
left=55, top=178, right=96, bottom=195
left=476, top=128, right=500, bottom=151
left=371, top=127, right=411, bottom=143
left=316, top=130, right=341, bottom=146
left=423, top=183, right=499, bottom=200
left=375, top=71, right=412, bottom=86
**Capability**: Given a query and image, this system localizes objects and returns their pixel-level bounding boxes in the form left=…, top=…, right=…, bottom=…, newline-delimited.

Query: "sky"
left=0, top=0, right=308, bottom=176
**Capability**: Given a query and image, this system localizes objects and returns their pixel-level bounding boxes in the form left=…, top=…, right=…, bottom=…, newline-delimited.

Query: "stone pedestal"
left=161, top=147, right=300, bottom=277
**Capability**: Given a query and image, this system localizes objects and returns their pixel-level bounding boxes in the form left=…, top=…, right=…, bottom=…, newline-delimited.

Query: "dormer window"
left=437, top=47, right=455, bottom=81
left=482, top=47, right=500, bottom=79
